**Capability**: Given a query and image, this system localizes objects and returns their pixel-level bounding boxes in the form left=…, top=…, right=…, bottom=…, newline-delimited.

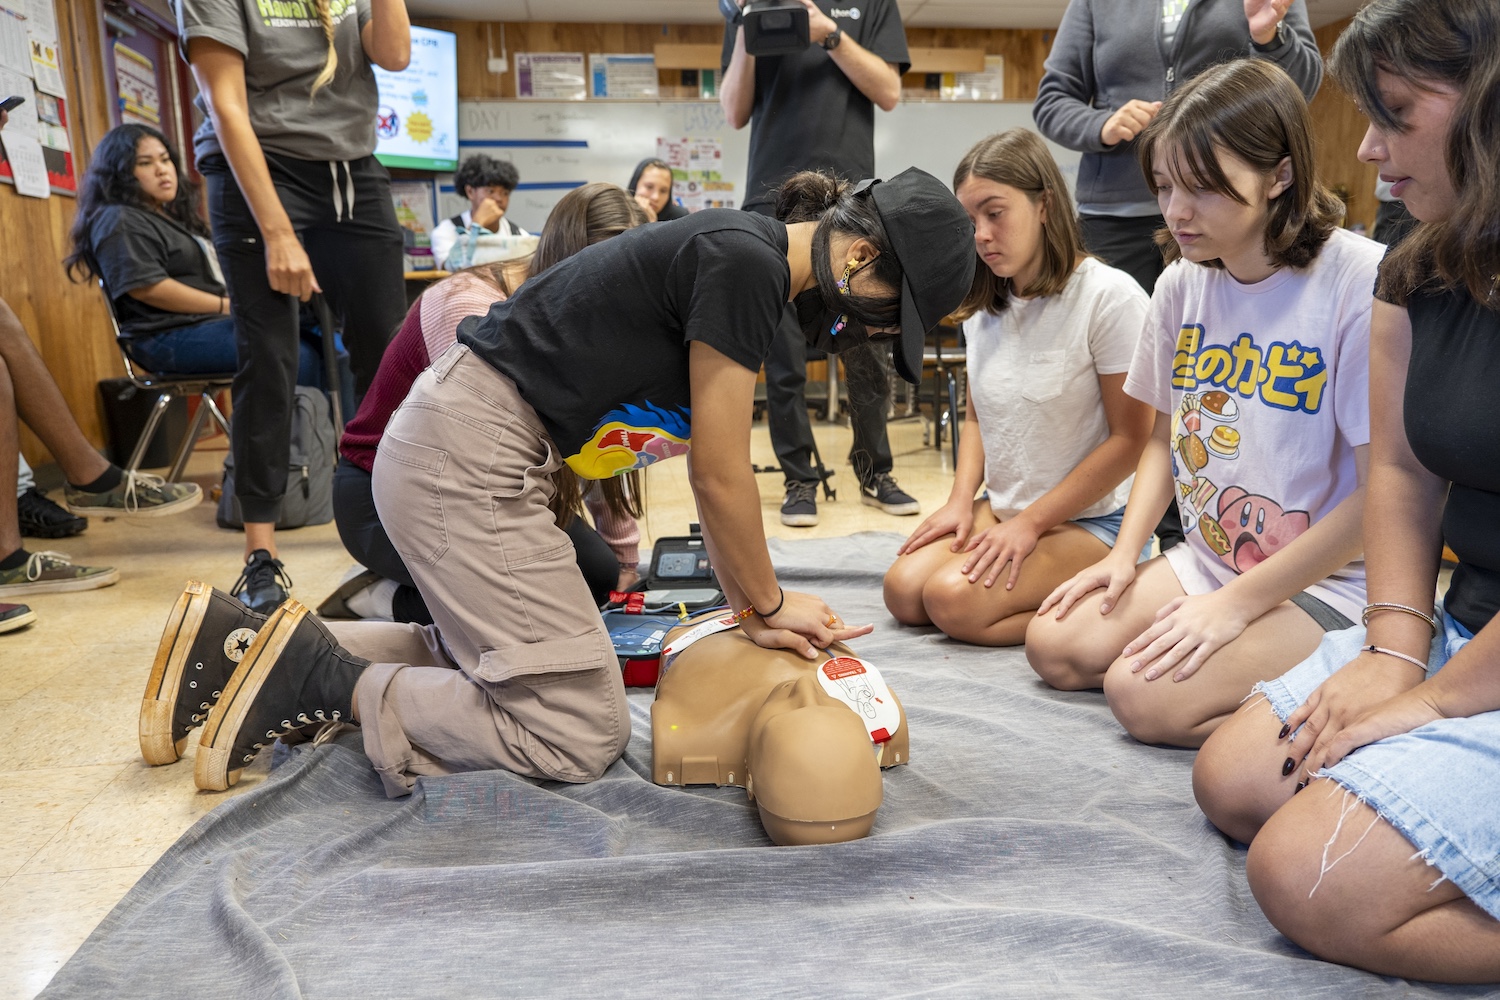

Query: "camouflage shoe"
left=64, top=470, right=202, bottom=519
left=0, top=550, right=119, bottom=597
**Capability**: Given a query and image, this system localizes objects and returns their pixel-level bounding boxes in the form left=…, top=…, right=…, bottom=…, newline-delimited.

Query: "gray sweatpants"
left=348, top=344, right=629, bottom=798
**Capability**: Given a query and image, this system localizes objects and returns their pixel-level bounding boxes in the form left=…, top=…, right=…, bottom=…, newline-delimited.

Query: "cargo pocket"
left=377, top=434, right=450, bottom=566
left=473, top=630, right=614, bottom=685
left=1022, top=349, right=1068, bottom=404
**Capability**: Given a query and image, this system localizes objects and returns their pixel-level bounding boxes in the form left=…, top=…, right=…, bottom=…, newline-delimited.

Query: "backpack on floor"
left=217, top=385, right=336, bottom=529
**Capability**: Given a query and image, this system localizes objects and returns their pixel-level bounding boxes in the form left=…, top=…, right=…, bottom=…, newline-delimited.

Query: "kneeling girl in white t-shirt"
left=883, top=129, right=1155, bottom=646
left=1026, top=59, right=1382, bottom=748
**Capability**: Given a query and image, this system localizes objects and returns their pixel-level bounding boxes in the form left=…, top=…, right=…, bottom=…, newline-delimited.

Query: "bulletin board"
left=0, top=0, right=78, bottom=196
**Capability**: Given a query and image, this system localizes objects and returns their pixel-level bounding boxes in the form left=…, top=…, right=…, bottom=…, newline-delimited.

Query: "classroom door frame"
left=96, top=0, right=198, bottom=180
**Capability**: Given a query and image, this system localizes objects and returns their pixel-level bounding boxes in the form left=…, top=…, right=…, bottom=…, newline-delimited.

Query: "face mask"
left=794, top=288, right=872, bottom=355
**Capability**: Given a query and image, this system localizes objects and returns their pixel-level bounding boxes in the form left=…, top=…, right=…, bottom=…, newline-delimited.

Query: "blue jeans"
left=125, top=316, right=354, bottom=417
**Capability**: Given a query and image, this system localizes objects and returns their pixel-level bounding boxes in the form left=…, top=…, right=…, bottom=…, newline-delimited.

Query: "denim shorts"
left=1071, top=507, right=1152, bottom=562
left=1254, top=608, right=1500, bottom=919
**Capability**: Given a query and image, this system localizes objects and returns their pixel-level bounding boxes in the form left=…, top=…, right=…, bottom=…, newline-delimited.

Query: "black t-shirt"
left=88, top=204, right=224, bottom=338
left=458, top=210, right=790, bottom=480
left=1401, top=284, right=1500, bottom=634
left=722, top=0, right=910, bottom=211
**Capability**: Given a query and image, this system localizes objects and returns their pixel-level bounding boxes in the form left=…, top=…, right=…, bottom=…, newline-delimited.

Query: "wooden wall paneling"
left=1309, top=18, right=1376, bottom=232
left=901, top=28, right=1055, bottom=99
left=3, top=0, right=121, bottom=466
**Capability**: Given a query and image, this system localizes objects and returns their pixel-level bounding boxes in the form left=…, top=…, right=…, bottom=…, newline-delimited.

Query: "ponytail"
left=310, top=0, right=339, bottom=97
left=774, top=170, right=849, bottom=224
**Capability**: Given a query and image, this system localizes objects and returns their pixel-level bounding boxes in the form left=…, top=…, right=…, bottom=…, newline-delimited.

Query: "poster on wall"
left=656, top=136, right=733, bottom=212
left=28, top=35, right=62, bottom=97
left=515, top=52, right=585, bottom=101
left=0, top=6, right=28, bottom=74
left=389, top=180, right=437, bottom=271
left=114, top=41, right=161, bottom=125
left=589, top=54, right=657, bottom=100
left=1, top=131, right=48, bottom=196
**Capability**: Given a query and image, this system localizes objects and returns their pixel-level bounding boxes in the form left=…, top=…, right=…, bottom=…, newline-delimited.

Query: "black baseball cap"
left=862, top=167, right=976, bottom=383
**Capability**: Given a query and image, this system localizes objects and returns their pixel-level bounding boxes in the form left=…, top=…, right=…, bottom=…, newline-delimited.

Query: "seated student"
left=1193, top=0, right=1500, bottom=981
left=429, top=154, right=528, bottom=270
left=65, top=124, right=340, bottom=392
left=882, top=129, right=1153, bottom=645
left=328, top=183, right=648, bottom=623
left=627, top=158, right=688, bottom=222
left=0, top=108, right=198, bottom=630
left=1024, top=60, right=1381, bottom=748
left=882, top=131, right=1152, bottom=641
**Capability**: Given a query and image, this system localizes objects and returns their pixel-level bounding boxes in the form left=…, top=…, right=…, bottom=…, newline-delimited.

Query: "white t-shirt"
left=1123, top=227, right=1383, bottom=622
left=430, top=208, right=530, bottom=269
left=964, top=256, right=1150, bottom=521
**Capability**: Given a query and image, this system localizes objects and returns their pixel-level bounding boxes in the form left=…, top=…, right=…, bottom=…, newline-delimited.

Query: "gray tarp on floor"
left=41, top=534, right=1492, bottom=999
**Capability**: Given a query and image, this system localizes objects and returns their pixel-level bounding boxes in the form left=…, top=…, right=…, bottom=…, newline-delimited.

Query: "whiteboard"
left=446, top=100, right=1080, bottom=233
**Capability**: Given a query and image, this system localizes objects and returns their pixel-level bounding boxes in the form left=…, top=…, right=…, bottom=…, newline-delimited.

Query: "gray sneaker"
left=65, top=471, right=202, bottom=519
left=0, top=550, right=119, bottom=597
left=780, top=480, right=820, bottom=527
left=859, top=473, right=920, bottom=516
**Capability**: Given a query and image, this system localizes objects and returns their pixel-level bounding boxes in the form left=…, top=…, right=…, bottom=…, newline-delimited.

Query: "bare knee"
left=1193, top=702, right=1285, bottom=843
left=1102, top=662, right=1202, bottom=747
left=1246, top=798, right=1347, bottom=956
left=1024, top=614, right=1102, bottom=690
left=921, top=572, right=998, bottom=645
left=883, top=558, right=931, bottom=626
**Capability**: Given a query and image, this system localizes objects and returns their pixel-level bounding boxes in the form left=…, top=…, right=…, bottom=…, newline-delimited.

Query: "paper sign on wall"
left=515, top=52, right=585, bottom=101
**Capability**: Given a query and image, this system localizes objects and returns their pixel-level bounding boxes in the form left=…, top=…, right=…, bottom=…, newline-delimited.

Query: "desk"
left=403, top=269, right=450, bottom=307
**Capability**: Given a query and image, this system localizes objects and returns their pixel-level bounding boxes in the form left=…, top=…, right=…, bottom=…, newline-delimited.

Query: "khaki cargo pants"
left=349, top=344, right=628, bottom=798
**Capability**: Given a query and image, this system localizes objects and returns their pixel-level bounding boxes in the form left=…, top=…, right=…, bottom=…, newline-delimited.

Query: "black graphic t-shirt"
left=1401, top=284, right=1500, bottom=634
left=459, top=210, right=790, bottom=479
left=88, top=204, right=225, bottom=338
left=722, top=0, right=910, bottom=211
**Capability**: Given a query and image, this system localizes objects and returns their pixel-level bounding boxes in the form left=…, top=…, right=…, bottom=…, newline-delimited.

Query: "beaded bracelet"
left=1361, top=602, right=1437, bottom=636
left=1362, top=644, right=1429, bottom=673
left=734, top=586, right=785, bottom=623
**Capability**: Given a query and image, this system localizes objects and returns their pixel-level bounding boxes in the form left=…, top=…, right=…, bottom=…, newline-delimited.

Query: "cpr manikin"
left=651, top=612, right=910, bottom=845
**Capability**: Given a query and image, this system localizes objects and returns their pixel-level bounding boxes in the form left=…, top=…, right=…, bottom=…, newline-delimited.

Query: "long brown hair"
left=953, top=128, right=1090, bottom=316
left=1331, top=0, right=1500, bottom=307
left=524, top=184, right=650, bottom=527
left=1137, top=59, right=1344, bottom=270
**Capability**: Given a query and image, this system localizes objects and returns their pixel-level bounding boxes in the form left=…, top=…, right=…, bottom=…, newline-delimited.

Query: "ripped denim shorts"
left=1254, top=607, right=1500, bottom=919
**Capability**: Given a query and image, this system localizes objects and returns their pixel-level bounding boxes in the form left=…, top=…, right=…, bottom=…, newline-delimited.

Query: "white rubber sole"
left=139, top=581, right=212, bottom=766
left=0, top=607, right=36, bottom=634
left=66, top=485, right=203, bottom=519
left=780, top=512, right=820, bottom=527
left=195, top=599, right=308, bottom=791
left=0, top=568, right=120, bottom=597
left=859, top=493, right=920, bottom=516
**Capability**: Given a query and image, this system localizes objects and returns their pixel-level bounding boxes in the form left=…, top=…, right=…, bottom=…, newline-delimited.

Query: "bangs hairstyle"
left=1331, top=0, right=1500, bottom=307
left=953, top=128, right=1089, bottom=317
left=1137, top=59, right=1344, bottom=271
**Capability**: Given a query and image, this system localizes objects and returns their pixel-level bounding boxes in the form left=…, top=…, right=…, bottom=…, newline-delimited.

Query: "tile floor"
left=0, top=414, right=956, bottom=999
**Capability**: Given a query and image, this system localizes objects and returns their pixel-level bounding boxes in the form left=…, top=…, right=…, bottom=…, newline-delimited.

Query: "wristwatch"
left=1252, top=19, right=1288, bottom=51
left=822, top=26, right=843, bottom=50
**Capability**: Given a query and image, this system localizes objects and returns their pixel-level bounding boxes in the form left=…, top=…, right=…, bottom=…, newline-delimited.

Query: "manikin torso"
left=651, top=614, right=910, bottom=845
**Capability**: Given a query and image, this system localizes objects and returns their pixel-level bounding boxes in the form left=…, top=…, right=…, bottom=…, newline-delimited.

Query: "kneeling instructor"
left=177, top=168, right=974, bottom=796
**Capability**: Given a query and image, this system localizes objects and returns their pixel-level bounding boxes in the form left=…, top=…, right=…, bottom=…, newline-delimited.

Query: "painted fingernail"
left=1295, top=780, right=1307, bottom=793
left=1278, top=724, right=1291, bottom=740
left=1281, top=757, right=1296, bottom=777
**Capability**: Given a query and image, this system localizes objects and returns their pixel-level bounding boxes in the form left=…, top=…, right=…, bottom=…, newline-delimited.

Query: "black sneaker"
left=780, top=480, right=820, bottom=527
left=17, top=487, right=87, bottom=538
left=195, top=599, right=370, bottom=791
left=139, top=581, right=268, bottom=766
left=231, top=549, right=292, bottom=615
left=859, top=473, right=920, bottom=516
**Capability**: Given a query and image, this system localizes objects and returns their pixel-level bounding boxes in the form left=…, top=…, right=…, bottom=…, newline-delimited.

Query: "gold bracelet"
left=1361, top=602, right=1437, bottom=637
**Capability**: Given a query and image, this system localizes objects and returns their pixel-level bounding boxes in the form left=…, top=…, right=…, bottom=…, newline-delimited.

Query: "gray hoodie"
left=1034, top=0, right=1322, bottom=211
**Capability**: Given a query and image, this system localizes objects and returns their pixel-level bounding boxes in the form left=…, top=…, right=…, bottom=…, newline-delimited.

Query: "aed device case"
left=603, top=611, right=681, bottom=687
left=637, top=530, right=722, bottom=610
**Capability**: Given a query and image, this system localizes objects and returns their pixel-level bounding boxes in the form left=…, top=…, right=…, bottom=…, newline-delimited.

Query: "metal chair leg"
left=201, top=391, right=232, bottom=437
left=166, top=399, right=214, bottom=483
left=125, top=393, right=172, bottom=475
left=946, top=369, right=961, bottom=467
